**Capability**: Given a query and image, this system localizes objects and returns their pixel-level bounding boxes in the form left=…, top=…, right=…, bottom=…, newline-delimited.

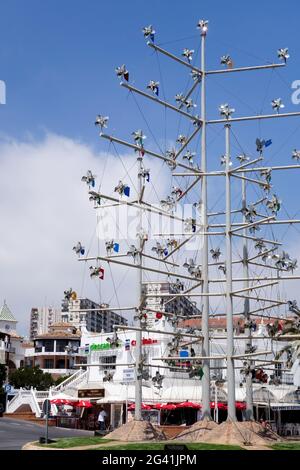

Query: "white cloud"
left=0, top=133, right=146, bottom=335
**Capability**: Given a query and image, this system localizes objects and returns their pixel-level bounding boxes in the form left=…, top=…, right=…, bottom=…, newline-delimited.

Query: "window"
left=44, top=359, right=54, bottom=369
left=99, top=355, right=117, bottom=370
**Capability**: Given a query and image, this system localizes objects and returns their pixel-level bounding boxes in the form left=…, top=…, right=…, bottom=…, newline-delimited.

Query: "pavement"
left=0, top=417, right=94, bottom=450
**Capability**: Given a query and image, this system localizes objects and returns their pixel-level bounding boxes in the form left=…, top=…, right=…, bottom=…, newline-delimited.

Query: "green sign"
left=90, top=342, right=120, bottom=351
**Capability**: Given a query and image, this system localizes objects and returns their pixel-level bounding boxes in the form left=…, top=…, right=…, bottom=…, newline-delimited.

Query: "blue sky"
left=1, top=1, right=300, bottom=334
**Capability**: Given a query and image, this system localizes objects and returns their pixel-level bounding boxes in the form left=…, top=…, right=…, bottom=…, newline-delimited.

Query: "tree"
left=9, top=366, right=54, bottom=390
left=0, top=364, right=6, bottom=390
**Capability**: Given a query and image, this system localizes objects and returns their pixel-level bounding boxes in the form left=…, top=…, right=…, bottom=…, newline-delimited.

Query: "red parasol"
left=128, top=403, right=152, bottom=411
left=153, top=403, right=177, bottom=410
left=176, top=401, right=201, bottom=409
left=50, top=398, right=68, bottom=405
left=75, top=400, right=93, bottom=408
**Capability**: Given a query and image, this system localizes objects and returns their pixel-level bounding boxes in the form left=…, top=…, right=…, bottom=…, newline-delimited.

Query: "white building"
left=0, top=302, right=24, bottom=370
left=30, top=306, right=62, bottom=340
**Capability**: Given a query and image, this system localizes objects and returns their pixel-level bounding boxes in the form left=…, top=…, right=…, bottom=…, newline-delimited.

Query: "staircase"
left=51, top=368, right=88, bottom=396
left=5, top=369, right=88, bottom=417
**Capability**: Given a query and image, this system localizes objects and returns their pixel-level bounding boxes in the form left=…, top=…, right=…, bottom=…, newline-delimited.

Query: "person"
left=97, top=407, right=107, bottom=431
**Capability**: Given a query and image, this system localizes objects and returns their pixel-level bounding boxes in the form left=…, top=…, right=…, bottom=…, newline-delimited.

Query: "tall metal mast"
left=242, top=175, right=254, bottom=420
left=200, top=23, right=211, bottom=419
left=135, top=154, right=144, bottom=420
left=225, top=123, right=236, bottom=421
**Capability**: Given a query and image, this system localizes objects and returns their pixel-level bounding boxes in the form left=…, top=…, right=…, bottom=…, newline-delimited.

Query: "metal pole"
left=135, top=155, right=143, bottom=421
left=225, top=123, right=236, bottom=421
left=200, top=27, right=211, bottom=420
left=242, top=174, right=254, bottom=421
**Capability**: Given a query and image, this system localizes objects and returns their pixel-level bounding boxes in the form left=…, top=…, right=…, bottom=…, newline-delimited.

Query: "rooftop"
left=0, top=301, right=17, bottom=323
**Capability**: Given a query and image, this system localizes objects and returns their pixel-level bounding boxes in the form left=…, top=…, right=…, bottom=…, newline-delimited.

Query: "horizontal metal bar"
left=206, top=63, right=286, bottom=75
left=114, top=324, right=202, bottom=340
left=121, top=82, right=201, bottom=124
left=232, top=351, right=272, bottom=359
left=231, top=157, right=263, bottom=173
left=78, top=255, right=197, bottom=282
left=207, top=111, right=300, bottom=125
left=147, top=41, right=202, bottom=74
left=230, top=216, right=275, bottom=234
left=236, top=164, right=300, bottom=174
left=231, top=173, right=265, bottom=186
left=232, top=233, right=282, bottom=246
left=100, top=133, right=201, bottom=174
left=231, top=281, right=278, bottom=296
left=68, top=307, right=136, bottom=312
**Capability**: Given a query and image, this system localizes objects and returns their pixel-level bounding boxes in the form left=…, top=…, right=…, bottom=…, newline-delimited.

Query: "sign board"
left=4, top=384, right=11, bottom=393
left=123, top=368, right=135, bottom=383
left=42, top=399, right=51, bottom=416
left=78, top=388, right=105, bottom=399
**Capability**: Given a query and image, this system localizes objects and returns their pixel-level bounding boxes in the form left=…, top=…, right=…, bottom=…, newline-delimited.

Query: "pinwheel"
left=190, top=70, right=202, bottom=81
left=292, top=149, right=300, bottom=161
left=220, top=155, right=232, bottom=167
left=260, top=168, right=272, bottom=183
left=103, top=371, right=114, bottom=382
left=106, top=332, right=120, bottom=348
left=185, top=99, right=197, bottom=111
left=72, top=242, right=85, bottom=256
left=183, top=259, right=202, bottom=279
left=220, top=55, right=233, bottom=68
left=94, top=115, right=109, bottom=130
left=242, top=204, right=257, bottom=222
left=254, top=239, right=266, bottom=253
left=197, top=19, right=209, bottom=33
left=89, top=266, right=104, bottom=280
left=210, top=248, right=221, bottom=261
left=147, top=80, right=159, bottom=96
left=277, top=48, right=290, bottom=63
left=142, top=25, right=155, bottom=42
left=105, top=240, right=120, bottom=255
left=139, top=167, right=150, bottom=182
left=160, top=195, right=176, bottom=211
left=218, top=265, right=226, bottom=275
left=173, top=278, right=184, bottom=291
left=64, top=288, right=77, bottom=301
left=184, top=217, right=196, bottom=233
left=152, top=371, right=164, bottom=388
left=176, top=134, right=187, bottom=146
left=115, top=64, right=129, bottom=81
left=132, top=129, right=146, bottom=147
left=88, top=191, right=101, bottom=206
left=137, top=355, right=149, bottom=380
left=114, top=180, right=130, bottom=197
left=288, top=300, right=300, bottom=316
left=182, top=48, right=194, bottom=63
left=81, top=170, right=96, bottom=188
left=167, top=239, right=178, bottom=250
left=219, top=103, right=235, bottom=119
left=273, top=251, right=290, bottom=270
left=165, top=148, right=177, bottom=169
left=266, top=194, right=281, bottom=215
left=127, top=245, right=140, bottom=262
left=175, top=93, right=185, bottom=105
left=171, top=186, right=183, bottom=199
left=261, top=250, right=272, bottom=263
left=236, top=154, right=250, bottom=163
left=286, top=258, right=298, bottom=273
left=183, top=150, right=195, bottom=164
left=256, top=138, right=272, bottom=153
left=271, top=98, right=285, bottom=113
left=151, top=242, right=168, bottom=258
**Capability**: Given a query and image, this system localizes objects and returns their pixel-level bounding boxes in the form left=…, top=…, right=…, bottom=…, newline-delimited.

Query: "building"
left=61, top=297, right=128, bottom=333
left=142, top=281, right=201, bottom=327
left=25, top=322, right=86, bottom=379
left=29, top=306, right=62, bottom=340
left=0, top=302, right=24, bottom=370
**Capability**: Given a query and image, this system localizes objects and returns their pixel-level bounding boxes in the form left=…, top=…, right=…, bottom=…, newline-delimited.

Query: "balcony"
left=0, top=340, right=11, bottom=352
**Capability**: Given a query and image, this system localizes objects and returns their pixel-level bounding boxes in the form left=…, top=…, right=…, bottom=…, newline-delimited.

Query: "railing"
left=6, top=388, right=42, bottom=417
left=52, top=368, right=88, bottom=393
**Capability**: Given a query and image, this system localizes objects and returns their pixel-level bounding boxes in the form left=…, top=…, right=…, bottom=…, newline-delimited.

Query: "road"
left=0, top=417, right=94, bottom=450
